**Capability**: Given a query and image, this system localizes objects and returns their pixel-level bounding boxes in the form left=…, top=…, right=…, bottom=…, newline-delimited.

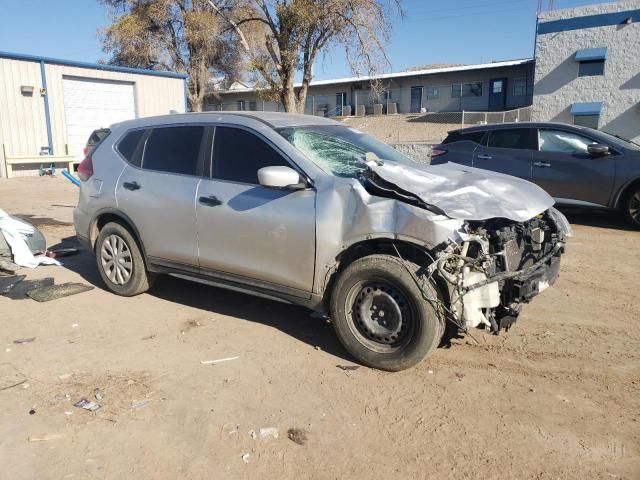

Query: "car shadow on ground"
left=54, top=237, right=355, bottom=363
left=558, top=207, right=638, bottom=232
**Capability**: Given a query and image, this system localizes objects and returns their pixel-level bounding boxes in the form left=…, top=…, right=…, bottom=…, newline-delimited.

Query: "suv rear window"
left=442, top=131, right=486, bottom=145
left=142, top=126, right=205, bottom=176
left=486, top=129, right=536, bottom=150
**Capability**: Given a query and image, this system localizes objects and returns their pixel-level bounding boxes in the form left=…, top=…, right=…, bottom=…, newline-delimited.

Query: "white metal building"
left=532, top=0, right=640, bottom=142
left=0, top=51, right=187, bottom=178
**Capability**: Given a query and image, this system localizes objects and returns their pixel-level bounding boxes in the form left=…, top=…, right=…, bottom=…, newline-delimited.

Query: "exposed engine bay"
left=360, top=162, right=572, bottom=334
left=432, top=208, right=571, bottom=333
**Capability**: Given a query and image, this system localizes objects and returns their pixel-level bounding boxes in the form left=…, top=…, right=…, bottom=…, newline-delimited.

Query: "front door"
left=410, top=86, right=423, bottom=113
left=115, top=125, right=206, bottom=267
left=336, top=92, right=347, bottom=116
left=472, top=127, right=536, bottom=179
left=488, top=78, right=507, bottom=111
left=533, top=128, right=616, bottom=207
left=196, top=125, right=316, bottom=294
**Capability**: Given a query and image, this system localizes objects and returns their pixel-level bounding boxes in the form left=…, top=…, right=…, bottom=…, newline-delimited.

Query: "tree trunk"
left=280, top=69, right=298, bottom=113
left=189, top=94, right=203, bottom=112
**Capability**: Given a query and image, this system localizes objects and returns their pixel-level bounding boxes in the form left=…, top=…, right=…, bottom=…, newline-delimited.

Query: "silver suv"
left=74, top=112, right=571, bottom=371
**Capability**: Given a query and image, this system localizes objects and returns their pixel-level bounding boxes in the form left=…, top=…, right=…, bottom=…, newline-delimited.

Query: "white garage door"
left=63, top=77, right=136, bottom=163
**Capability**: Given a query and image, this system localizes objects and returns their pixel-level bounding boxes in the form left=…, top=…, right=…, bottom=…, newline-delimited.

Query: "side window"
left=539, top=129, right=597, bottom=154
left=487, top=129, right=535, bottom=150
left=213, top=127, right=289, bottom=184
left=442, top=131, right=486, bottom=145
left=142, top=126, right=204, bottom=175
left=116, top=129, right=145, bottom=167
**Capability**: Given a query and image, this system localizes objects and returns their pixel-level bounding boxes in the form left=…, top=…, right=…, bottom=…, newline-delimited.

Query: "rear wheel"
left=95, top=222, right=154, bottom=296
left=330, top=254, right=444, bottom=371
left=623, top=185, right=640, bottom=229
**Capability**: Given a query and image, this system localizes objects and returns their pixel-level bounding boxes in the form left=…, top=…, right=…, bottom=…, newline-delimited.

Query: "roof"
left=111, top=111, right=342, bottom=130
left=450, top=121, right=596, bottom=133
left=0, top=50, right=187, bottom=79
left=221, top=58, right=535, bottom=93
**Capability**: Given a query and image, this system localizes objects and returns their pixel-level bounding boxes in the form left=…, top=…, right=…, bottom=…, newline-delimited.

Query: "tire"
left=95, top=222, right=154, bottom=296
left=330, top=254, right=445, bottom=372
left=623, top=185, right=640, bottom=229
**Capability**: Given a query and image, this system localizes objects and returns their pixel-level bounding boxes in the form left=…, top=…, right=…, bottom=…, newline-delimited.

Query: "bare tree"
left=100, top=0, right=241, bottom=111
left=209, top=0, right=402, bottom=113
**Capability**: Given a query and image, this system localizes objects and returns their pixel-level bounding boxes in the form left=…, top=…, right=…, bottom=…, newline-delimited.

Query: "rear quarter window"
left=116, top=130, right=146, bottom=167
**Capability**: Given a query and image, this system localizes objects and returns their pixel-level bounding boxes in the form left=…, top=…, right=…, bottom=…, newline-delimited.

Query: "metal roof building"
left=0, top=51, right=187, bottom=178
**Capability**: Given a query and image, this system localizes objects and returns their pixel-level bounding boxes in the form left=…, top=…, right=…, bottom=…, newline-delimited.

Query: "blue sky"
left=0, top=0, right=607, bottom=80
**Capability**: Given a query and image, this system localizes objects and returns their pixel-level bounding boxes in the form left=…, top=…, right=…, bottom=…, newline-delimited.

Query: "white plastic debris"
left=200, top=356, right=239, bottom=365
left=241, top=453, right=250, bottom=464
left=259, top=427, right=279, bottom=441
left=0, top=209, right=60, bottom=268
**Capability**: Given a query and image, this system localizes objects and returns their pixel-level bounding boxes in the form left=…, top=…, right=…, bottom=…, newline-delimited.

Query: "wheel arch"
left=89, top=209, right=147, bottom=258
left=614, top=177, right=640, bottom=209
left=321, top=237, right=448, bottom=310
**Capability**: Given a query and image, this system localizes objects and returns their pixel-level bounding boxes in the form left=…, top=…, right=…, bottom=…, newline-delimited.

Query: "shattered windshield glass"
left=278, top=125, right=413, bottom=178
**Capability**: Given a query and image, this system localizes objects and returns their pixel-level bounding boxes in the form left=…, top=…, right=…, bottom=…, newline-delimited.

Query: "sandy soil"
left=0, top=176, right=638, bottom=480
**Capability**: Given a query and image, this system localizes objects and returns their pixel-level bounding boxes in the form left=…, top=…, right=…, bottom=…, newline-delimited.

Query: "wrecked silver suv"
left=74, top=113, right=571, bottom=371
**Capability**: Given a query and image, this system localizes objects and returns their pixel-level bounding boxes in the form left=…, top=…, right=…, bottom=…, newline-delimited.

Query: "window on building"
left=491, top=80, right=503, bottom=94
left=451, top=83, right=462, bottom=98
left=426, top=86, right=439, bottom=100
left=384, top=90, right=393, bottom=101
left=486, top=128, right=536, bottom=150
left=237, top=100, right=245, bottom=111
left=539, top=129, right=597, bottom=154
left=142, top=126, right=204, bottom=176
left=116, top=129, right=145, bottom=167
left=213, top=127, right=289, bottom=184
left=573, top=114, right=600, bottom=129
left=578, top=60, right=605, bottom=77
left=462, top=82, right=483, bottom=97
left=513, top=78, right=527, bottom=96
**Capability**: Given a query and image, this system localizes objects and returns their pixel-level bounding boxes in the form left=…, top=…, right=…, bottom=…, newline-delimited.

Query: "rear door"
left=434, top=130, right=487, bottom=166
left=532, top=128, right=615, bottom=206
left=472, top=128, right=536, bottom=179
left=196, top=125, right=316, bottom=295
left=115, top=125, right=206, bottom=268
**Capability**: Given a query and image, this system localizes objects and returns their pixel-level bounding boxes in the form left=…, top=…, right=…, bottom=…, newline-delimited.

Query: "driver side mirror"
left=257, top=166, right=307, bottom=190
left=587, top=143, right=610, bottom=156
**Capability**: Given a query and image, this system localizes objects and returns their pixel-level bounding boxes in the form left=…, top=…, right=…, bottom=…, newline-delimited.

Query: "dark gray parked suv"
left=432, top=122, right=640, bottom=227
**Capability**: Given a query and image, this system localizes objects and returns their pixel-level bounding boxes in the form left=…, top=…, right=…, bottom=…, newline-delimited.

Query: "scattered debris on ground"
left=28, top=433, right=64, bottom=443
left=45, top=247, right=79, bottom=259
left=336, top=365, right=360, bottom=371
left=0, top=363, right=27, bottom=391
left=26, top=282, right=93, bottom=302
left=259, top=427, right=279, bottom=441
left=287, top=428, right=308, bottom=445
left=200, top=356, right=239, bottom=365
left=74, top=398, right=101, bottom=412
left=0, top=275, right=25, bottom=294
left=13, top=337, right=36, bottom=344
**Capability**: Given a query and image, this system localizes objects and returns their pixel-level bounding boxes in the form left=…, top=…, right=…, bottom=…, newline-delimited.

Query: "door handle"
left=199, top=195, right=223, bottom=207
left=123, top=181, right=140, bottom=191
left=534, top=161, right=551, bottom=168
left=476, top=154, right=493, bottom=160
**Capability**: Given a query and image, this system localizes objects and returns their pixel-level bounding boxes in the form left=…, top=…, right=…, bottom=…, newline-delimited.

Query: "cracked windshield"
left=279, top=126, right=412, bottom=177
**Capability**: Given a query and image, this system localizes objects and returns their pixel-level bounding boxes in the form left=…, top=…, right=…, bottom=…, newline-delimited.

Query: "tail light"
left=83, top=146, right=90, bottom=156
left=430, top=149, right=448, bottom=157
left=77, top=155, right=94, bottom=181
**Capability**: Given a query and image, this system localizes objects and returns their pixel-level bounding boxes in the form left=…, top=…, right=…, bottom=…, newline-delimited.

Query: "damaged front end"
left=433, top=207, right=571, bottom=333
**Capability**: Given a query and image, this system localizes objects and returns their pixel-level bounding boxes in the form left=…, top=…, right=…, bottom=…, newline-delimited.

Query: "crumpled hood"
left=367, top=161, right=555, bottom=222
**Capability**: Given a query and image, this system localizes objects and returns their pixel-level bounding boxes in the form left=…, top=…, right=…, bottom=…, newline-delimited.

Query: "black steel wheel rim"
left=346, top=280, right=416, bottom=353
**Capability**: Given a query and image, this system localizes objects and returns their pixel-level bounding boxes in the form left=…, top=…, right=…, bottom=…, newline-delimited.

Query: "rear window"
left=142, top=126, right=205, bottom=176
left=487, top=128, right=536, bottom=150
left=116, top=130, right=145, bottom=167
left=442, top=131, right=486, bottom=145
left=87, top=129, right=110, bottom=146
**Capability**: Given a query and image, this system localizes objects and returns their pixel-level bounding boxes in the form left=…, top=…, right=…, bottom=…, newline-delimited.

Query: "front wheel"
left=95, top=222, right=154, bottom=296
left=623, top=186, right=640, bottom=229
left=330, top=254, right=444, bottom=371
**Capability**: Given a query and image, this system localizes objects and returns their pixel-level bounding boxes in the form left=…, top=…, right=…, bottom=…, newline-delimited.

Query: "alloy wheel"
left=100, top=234, right=133, bottom=285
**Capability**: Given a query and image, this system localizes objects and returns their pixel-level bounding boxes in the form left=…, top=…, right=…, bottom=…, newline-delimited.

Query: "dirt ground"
left=1, top=176, right=638, bottom=480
